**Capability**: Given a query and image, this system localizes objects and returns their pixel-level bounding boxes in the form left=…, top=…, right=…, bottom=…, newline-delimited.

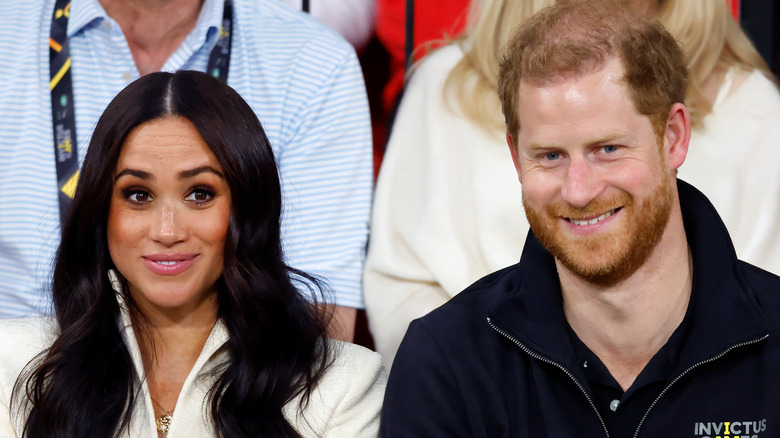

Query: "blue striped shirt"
left=0, top=0, right=373, bottom=316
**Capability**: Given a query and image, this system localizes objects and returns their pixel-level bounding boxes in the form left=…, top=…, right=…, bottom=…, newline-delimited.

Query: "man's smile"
left=566, top=207, right=622, bottom=226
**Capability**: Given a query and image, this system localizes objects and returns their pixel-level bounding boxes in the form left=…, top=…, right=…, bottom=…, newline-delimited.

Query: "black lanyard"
left=49, top=0, right=233, bottom=226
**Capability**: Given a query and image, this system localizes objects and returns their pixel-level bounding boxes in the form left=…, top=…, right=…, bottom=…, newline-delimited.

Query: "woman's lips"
left=142, top=254, right=198, bottom=275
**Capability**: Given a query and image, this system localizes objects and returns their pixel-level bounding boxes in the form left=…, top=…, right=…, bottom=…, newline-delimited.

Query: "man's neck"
left=560, top=205, right=693, bottom=392
left=99, top=0, right=205, bottom=75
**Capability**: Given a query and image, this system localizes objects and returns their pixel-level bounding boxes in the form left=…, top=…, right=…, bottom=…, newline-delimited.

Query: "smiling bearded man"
left=380, top=1, right=780, bottom=437
left=524, top=141, right=673, bottom=286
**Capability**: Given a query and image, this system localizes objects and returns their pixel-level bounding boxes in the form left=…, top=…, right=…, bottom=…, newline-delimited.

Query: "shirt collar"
left=176, top=0, right=226, bottom=57
left=66, top=0, right=107, bottom=38
left=66, top=0, right=226, bottom=45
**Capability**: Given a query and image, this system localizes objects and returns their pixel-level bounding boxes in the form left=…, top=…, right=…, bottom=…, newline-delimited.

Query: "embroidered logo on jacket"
left=694, top=419, right=767, bottom=438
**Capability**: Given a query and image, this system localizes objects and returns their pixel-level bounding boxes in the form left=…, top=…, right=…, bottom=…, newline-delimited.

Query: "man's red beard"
left=523, top=172, right=673, bottom=286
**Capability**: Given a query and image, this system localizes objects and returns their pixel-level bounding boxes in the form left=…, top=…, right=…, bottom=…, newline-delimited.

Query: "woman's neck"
left=132, top=308, right=218, bottom=426
left=99, top=0, right=204, bottom=75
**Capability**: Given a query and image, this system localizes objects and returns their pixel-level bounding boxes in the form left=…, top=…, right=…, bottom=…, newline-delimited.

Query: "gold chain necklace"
left=150, top=395, right=175, bottom=435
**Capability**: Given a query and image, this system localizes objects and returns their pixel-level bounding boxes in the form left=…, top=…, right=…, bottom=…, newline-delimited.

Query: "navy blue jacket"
left=382, top=181, right=780, bottom=438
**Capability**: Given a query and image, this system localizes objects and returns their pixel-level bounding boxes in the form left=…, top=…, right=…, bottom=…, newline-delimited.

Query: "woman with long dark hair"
left=0, top=70, right=385, bottom=437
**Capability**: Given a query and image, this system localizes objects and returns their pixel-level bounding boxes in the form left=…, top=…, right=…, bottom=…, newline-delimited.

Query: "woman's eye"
left=185, top=188, right=215, bottom=204
left=125, top=190, right=150, bottom=204
left=545, top=152, right=560, bottom=161
left=130, top=192, right=147, bottom=202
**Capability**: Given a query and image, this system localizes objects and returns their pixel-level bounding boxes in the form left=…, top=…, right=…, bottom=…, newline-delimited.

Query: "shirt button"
left=121, top=72, right=133, bottom=83
left=610, top=399, right=620, bottom=412
left=103, top=21, right=111, bottom=30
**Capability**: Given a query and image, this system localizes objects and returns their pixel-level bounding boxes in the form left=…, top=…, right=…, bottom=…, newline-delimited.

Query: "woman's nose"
left=149, top=202, right=186, bottom=246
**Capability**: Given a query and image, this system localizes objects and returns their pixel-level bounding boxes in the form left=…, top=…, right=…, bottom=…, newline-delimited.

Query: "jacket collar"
left=489, top=180, right=769, bottom=373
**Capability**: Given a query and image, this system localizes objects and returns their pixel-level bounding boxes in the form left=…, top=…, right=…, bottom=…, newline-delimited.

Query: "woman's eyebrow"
left=114, top=168, right=150, bottom=180
left=114, top=166, right=225, bottom=180
left=179, top=166, right=225, bottom=179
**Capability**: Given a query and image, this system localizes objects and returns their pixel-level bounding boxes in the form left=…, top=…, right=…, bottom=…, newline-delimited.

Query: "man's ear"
left=663, top=102, right=690, bottom=171
left=506, top=131, right=522, bottom=184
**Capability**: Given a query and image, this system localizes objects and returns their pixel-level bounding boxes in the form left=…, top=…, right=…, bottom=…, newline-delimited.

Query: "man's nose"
left=560, top=158, right=605, bottom=208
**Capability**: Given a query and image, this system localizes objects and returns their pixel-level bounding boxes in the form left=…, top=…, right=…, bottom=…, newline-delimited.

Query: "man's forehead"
left=518, top=56, right=628, bottom=93
left=517, top=58, right=633, bottom=119
left=513, top=57, right=653, bottom=149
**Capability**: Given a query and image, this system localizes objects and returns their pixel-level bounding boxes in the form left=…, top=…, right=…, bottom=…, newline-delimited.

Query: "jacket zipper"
left=487, top=317, right=610, bottom=438
left=632, top=333, right=769, bottom=438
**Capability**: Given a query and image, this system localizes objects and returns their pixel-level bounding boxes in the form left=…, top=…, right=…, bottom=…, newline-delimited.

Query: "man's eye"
left=602, top=145, right=618, bottom=153
left=545, top=152, right=560, bottom=161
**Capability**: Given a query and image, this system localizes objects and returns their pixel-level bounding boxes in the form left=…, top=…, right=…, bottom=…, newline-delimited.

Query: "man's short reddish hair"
left=498, top=0, right=688, bottom=140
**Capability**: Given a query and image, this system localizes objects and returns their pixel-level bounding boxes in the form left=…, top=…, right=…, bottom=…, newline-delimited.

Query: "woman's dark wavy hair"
left=12, top=71, right=331, bottom=437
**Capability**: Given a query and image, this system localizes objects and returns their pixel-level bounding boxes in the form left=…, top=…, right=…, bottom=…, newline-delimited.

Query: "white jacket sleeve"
left=288, top=341, right=387, bottom=437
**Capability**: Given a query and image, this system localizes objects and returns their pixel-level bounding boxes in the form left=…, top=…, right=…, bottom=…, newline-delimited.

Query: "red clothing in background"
left=375, top=0, right=470, bottom=113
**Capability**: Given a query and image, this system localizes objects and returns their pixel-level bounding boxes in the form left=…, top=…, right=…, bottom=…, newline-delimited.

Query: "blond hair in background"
left=656, top=0, right=772, bottom=127
left=442, top=0, right=773, bottom=132
left=443, top=0, right=555, bottom=134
